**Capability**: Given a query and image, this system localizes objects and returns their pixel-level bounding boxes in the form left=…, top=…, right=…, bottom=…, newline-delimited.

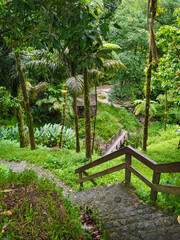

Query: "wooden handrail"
left=75, top=146, right=127, bottom=173
left=126, top=145, right=157, bottom=170
left=75, top=145, right=180, bottom=201
left=155, top=162, right=180, bottom=173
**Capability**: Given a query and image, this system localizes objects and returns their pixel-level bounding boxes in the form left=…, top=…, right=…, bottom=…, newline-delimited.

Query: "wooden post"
left=125, top=153, right=131, bottom=183
left=79, top=172, right=83, bottom=188
left=150, top=171, right=161, bottom=201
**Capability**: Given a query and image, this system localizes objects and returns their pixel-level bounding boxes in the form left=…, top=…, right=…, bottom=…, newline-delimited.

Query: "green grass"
left=98, top=102, right=140, bottom=132
left=98, top=94, right=106, bottom=99
left=79, top=111, right=120, bottom=141
left=0, top=167, right=82, bottom=239
left=0, top=130, right=179, bottom=214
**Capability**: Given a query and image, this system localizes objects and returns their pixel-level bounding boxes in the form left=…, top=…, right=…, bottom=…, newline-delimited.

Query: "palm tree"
left=66, top=75, right=83, bottom=153
left=15, top=51, right=36, bottom=150
left=89, top=42, right=126, bottom=154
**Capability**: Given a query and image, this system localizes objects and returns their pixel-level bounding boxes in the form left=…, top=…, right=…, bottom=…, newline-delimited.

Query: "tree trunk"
left=70, top=63, right=80, bottom=153
left=59, top=90, right=67, bottom=149
left=143, top=0, right=158, bottom=151
left=92, top=81, right=97, bottom=154
left=142, top=51, right=152, bottom=151
left=15, top=51, right=36, bottom=150
left=16, top=105, right=26, bottom=148
left=73, top=94, right=80, bottom=152
left=83, top=66, right=91, bottom=159
left=164, top=90, right=168, bottom=131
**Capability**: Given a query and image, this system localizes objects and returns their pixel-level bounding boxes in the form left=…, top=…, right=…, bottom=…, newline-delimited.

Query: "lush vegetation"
left=0, top=123, right=75, bottom=148
left=0, top=0, right=179, bottom=236
left=98, top=102, right=140, bottom=132
left=0, top=124, right=179, bottom=214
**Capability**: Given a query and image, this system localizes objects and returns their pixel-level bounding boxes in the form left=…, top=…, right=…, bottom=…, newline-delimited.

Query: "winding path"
left=0, top=87, right=179, bottom=239
left=0, top=159, right=179, bottom=240
left=0, top=159, right=73, bottom=196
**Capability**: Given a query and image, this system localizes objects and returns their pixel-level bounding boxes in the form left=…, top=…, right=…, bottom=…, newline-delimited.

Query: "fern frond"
left=135, top=103, right=144, bottom=115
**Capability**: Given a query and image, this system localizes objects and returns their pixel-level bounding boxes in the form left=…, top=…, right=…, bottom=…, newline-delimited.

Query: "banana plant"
left=134, top=99, right=158, bottom=116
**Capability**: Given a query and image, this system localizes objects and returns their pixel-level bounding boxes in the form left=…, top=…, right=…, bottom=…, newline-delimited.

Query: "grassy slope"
left=0, top=135, right=179, bottom=213
left=0, top=107, right=179, bottom=213
left=0, top=167, right=82, bottom=240
left=79, top=111, right=121, bottom=141
left=98, top=102, right=140, bottom=132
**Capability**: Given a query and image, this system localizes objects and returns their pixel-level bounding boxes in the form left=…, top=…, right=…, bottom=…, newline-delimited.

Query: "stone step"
left=71, top=182, right=179, bottom=240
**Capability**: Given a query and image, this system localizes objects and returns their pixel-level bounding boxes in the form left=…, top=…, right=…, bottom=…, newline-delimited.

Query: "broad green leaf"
left=80, top=37, right=87, bottom=51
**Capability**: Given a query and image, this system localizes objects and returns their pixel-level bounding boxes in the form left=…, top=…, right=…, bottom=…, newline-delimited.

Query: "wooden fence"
left=75, top=145, right=180, bottom=201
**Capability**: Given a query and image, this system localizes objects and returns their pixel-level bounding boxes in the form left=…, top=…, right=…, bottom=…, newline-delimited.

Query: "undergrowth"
left=0, top=136, right=179, bottom=214
left=0, top=167, right=82, bottom=239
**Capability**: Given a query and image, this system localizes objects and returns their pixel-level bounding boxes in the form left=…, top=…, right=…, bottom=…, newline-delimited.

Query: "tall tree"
left=0, top=0, right=47, bottom=149
left=109, top=0, right=149, bottom=99
left=142, top=0, right=159, bottom=151
left=66, top=74, right=83, bottom=153
left=15, top=51, right=36, bottom=149
left=55, top=2, right=110, bottom=158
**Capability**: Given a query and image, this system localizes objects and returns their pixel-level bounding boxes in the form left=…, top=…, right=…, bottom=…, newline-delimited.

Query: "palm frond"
left=135, top=103, right=144, bottom=115
left=95, top=49, right=112, bottom=59
left=102, top=43, right=121, bottom=52
left=88, top=69, right=103, bottom=82
left=66, top=75, right=83, bottom=95
left=103, top=60, right=126, bottom=71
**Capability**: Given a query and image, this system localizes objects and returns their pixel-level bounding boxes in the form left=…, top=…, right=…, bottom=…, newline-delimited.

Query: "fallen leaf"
left=177, top=215, right=180, bottom=224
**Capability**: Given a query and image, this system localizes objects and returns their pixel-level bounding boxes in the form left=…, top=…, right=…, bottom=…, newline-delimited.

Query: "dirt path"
left=0, top=159, right=73, bottom=196
left=97, top=84, right=125, bottom=108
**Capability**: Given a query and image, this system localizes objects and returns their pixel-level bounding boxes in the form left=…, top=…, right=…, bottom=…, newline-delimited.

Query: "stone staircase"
left=71, top=182, right=180, bottom=240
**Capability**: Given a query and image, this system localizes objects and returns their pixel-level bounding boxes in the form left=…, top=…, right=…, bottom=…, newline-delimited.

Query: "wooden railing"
left=75, top=145, right=180, bottom=201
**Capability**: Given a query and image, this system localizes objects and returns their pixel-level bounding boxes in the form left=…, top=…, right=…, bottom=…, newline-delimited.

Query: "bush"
left=0, top=123, right=75, bottom=149
left=147, top=124, right=180, bottom=146
left=127, top=129, right=143, bottom=148
left=98, top=94, right=106, bottom=99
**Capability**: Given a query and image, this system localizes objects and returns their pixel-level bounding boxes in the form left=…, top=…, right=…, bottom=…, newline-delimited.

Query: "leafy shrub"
left=168, top=106, right=180, bottom=124
left=127, top=129, right=143, bottom=148
left=147, top=124, right=180, bottom=146
left=0, top=124, right=75, bottom=149
left=148, top=121, right=165, bottom=137
left=0, top=125, right=21, bottom=140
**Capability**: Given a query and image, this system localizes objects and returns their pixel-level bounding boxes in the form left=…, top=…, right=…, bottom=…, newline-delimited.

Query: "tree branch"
left=0, top=28, right=11, bottom=35
left=0, top=45, right=12, bottom=58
